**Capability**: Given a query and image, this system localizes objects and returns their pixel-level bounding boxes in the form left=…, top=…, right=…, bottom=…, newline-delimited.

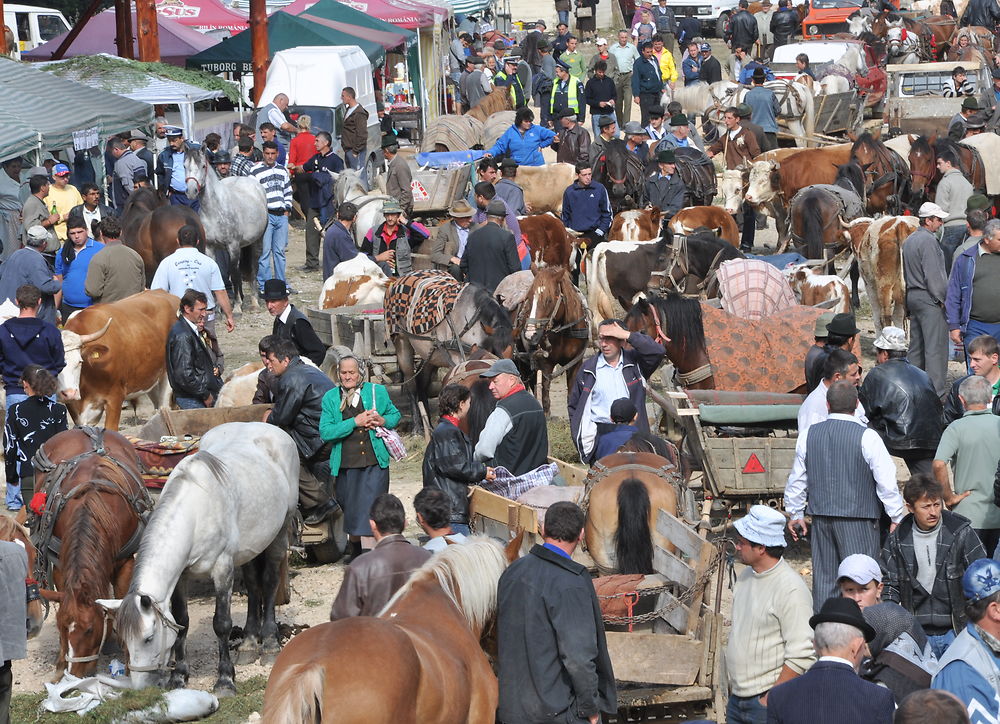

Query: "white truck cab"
left=3, top=4, right=71, bottom=58
left=664, top=0, right=740, bottom=38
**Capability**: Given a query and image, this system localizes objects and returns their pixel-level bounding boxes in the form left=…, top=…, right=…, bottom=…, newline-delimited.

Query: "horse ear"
left=907, top=134, right=915, bottom=143
left=505, top=529, right=525, bottom=562
left=847, top=130, right=857, bottom=142
left=97, top=598, right=122, bottom=612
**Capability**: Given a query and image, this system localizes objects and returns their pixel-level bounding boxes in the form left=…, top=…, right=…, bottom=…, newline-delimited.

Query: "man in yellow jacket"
left=652, top=34, right=677, bottom=91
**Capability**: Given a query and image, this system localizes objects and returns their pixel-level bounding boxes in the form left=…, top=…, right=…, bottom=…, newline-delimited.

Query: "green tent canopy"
left=297, top=0, right=415, bottom=42
left=186, top=11, right=389, bottom=74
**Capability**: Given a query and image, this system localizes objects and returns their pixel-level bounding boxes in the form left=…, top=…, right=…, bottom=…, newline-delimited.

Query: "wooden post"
left=114, top=0, right=133, bottom=59
left=50, top=0, right=103, bottom=59
left=135, top=0, right=160, bottom=62
left=0, top=0, right=7, bottom=56
left=249, top=0, right=268, bottom=105
left=121, top=1, right=134, bottom=59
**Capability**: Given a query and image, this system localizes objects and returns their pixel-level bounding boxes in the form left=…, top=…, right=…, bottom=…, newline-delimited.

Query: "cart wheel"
left=304, top=514, right=347, bottom=564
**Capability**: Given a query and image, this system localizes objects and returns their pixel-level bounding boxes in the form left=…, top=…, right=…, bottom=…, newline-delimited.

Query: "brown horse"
left=33, top=427, right=151, bottom=677
left=584, top=451, right=681, bottom=576
left=261, top=536, right=519, bottom=724
left=514, top=265, right=590, bottom=414
left=850, top=131, right=910, bottom=216
left=0, top=516, right=45, bottom=639
left=907, top=134, right=987, bottom=207
left=626, top=292, right=715, bottom=390
left=465, top=86, right=514, bottom=123
left=119, top=187, right=204, bottom=284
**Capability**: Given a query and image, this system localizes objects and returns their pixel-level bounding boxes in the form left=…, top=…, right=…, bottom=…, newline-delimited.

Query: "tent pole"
left=417, top=27, right=426, bottom=132
left=250, top=0, right=268, bottom=106
left=50, top=0, right=103, bottom=60
left=136, top=0, right=161, bottom=62
left=0, top=0, right=6, bottom=55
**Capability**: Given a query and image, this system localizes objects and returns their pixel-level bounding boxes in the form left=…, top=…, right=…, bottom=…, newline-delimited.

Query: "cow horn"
left=838, top=215, right=850, bottom=229
left=565, top=228, right=583, bottom=238
left=79, top=317, right=112, bottom=344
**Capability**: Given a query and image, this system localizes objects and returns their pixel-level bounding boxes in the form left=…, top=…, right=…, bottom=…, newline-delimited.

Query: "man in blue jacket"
left=947, top=218, right=1000, bottom=356
left=632, top=41, right=664, bottom=126
left=567, top=318, right=665, bottom=463
left=487, top=107, right=556, bottom=166
left=561, top=163, right=612, bottom=283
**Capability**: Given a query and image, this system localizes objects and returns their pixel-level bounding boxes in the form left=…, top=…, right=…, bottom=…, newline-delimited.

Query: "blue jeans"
left=5, top=480, right=21, bottom=510
left=940, top=224, right=967, bottom=273
left=174, top=395, right=207, bottom=410
left=169, top=191, right=201, bottom=212
left=258, top=212, right=289, bottom=292
left=558, top=9, right=569, bottom=24
left=727, top=693, right=767, bottom=724
left=4, top=392, right=27, bottom=410
left=928, top=630, right=957, bottom=658
left=451, top=523, right=471, bottom=536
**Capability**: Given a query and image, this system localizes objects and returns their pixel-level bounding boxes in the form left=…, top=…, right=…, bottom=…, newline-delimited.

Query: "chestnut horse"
left=261, top=537, right=519, bottom=724
left=119, top=187, right=204, bottom=284
left=0, top=516, right=45, bottom=639
left=32, top=427, right=150, bottom=677
left=907, top=135, right=987, bottom=207
left=850, top=132, right=911, bottom=216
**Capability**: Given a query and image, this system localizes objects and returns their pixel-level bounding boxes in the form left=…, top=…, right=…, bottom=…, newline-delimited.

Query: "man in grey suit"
left=785, top=381, right=906, bottom=610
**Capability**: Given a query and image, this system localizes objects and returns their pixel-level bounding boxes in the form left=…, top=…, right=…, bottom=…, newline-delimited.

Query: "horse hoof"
left=236, top=643, right=261, bottom=665
left=214, top=681, right=237, bottom=698
left=167, top=672, right=188, bottom=690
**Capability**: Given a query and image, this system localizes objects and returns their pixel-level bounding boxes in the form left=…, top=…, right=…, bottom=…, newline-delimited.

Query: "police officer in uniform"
left=549, top=59, right=586, bottom=127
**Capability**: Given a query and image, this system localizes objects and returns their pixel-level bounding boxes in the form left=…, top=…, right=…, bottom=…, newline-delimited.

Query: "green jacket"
left=319, top=382, right=401, bottom=476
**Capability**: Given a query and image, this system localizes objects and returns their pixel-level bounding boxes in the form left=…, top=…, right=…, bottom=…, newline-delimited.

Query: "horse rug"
left=700, top=303, right=827, bottom=392
left=384, top=270, right=464, bottom=336
left=716, top=259, right=797, bottom=321
left=494, top=270, right=535, bottom=311
left=959, top=133, right=1000, bottom=195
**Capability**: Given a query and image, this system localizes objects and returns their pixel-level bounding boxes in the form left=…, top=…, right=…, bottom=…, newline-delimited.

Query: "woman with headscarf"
left=319, top=353, right=401, bottom=559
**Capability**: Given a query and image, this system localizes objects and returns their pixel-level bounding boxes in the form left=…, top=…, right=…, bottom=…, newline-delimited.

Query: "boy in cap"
left=838, top=553, right=885, bottom=609
left=726, top=504, right=815, bottom=723
left=594, top=398, right=640, bottom=459
left=644, top=104, right=667, bottom=142
left=587, top=37, right=620, bottom=80
left=932, top=558, right=1000, bottom=722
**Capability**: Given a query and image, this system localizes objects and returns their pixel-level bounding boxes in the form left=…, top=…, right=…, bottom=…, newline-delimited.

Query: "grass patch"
left=302, top=598, right=323, bottom=608
left=547, top=417, right=578, bottom=463
left=10, top=676, right=268, bottom=723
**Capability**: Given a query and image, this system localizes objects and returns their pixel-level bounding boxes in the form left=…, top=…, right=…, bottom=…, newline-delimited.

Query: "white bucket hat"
left=734, top=505, right=787, bottom=547
left=874, top=326, right=908, bottom=352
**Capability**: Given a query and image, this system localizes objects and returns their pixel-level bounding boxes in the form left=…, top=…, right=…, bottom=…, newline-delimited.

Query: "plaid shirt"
left=230, top=153, right=255, bottom=178
left=479, top=462, right=557, bottom=500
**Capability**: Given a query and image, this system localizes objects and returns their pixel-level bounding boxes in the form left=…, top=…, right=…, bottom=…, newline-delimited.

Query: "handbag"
left=371, top=385, right=406, bottom=461
left=576, top=4, right=593, bottom=17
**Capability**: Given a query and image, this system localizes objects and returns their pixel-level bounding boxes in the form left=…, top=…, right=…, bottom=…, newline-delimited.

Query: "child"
left=881, top=473, right=986, bottom=657
left=594, top=398, right=640, bottom=460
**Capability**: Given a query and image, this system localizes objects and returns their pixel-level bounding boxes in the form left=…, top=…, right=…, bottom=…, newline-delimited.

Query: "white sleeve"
left=862, top=429, right=905, bottom=522
left=208, top=259, right=225, bottom=292
left=474, top=407, right=513, bottom=462
left=268, top=107, right=286, bottom=127
left=784, top=429, right=809, bottom=520
left=150, top=261, right=168, bottom=291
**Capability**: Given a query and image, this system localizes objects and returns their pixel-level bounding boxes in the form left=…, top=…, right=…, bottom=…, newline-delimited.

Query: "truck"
left=801, top=0, right=898, bottom=38
left=257, top=46, right=382, bottom=182
left=661, top=0, right=741, bottom=38
left=884, top=60, right=991, bottom=136
left=3, top=3, right=71, bottom=58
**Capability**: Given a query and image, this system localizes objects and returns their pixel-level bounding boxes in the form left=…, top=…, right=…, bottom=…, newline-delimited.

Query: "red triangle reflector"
left=742, top=453, right=766, bottom=474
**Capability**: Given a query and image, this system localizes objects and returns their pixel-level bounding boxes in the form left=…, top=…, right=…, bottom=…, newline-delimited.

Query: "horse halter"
left=122, top=594, right=185, bottom=673
left=64, top=609, right=112, bottom=665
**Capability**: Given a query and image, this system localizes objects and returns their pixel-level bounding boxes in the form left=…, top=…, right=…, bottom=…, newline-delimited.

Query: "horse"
left=119, top=187, right=203, bottom=284
left=906, top=134, right=988, bottom=207
left=787, top=160, right=866, bottom=260
left=262, top=537, right=519, bottom=724
left=99, top=422, right=297, bottom=695
left=626, top=292, right=715, bottom=390
left=584, top=452, right=681, bottom=576
left=183, top=148, right=267, bottom=311
left=465, top=85, right=514, bottom=123
left=593, top=139, right=645, bottom=213
left=885, top=25, right=922, bottom=64
left=387, top=272, right=513, bottom=434
left=0, top=516, right=45, bottom=640
left=885, top=14, right=955, bottom=59
left=850, top=131, right=910, bottom=216
left=514, top=265, right=590, bottom=414
left=31, top=427, right=150, bottom=678
left=333, top=168, right=392, bottom=247
left=848, top=7, right=876, bottom=35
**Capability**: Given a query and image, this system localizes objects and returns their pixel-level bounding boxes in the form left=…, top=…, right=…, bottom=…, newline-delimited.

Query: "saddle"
left=123, top=434, right=200, bottom=490
left=672, top=148, right=717, bottom=206
left=384, top=270, right=464, bottom=336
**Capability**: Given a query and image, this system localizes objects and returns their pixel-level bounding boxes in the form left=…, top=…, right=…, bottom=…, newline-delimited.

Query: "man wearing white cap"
left=860, top=326, right=944, bottom=475
left=901, top=202, right=950, bottom=398
left=726, top=504, right=815, bottom=724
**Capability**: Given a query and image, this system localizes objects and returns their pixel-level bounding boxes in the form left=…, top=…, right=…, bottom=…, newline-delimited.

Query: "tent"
left=186, top=11, right=391, bottom=73
left=154, top=0, right=249, bottom=35
left=23, top=10, right=219, bottom=66
left=0, top=58, right=153, bottom=161
left=0, top=107, right=40, bottom=164
left=286, top=0, right=439, bottom=28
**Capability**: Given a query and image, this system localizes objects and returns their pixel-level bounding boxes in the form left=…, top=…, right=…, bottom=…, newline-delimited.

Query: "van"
left=3, top=4, right=71, bottom=57
left=771, top=39, right=863, bottom=80
left=802, top=0, right=898, bottom=38
left=257, top=46, right=381, bottom=181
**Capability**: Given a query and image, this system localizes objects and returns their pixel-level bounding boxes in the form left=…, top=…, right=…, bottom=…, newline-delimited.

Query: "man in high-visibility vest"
left=494, top=56, right=528, bottom=109
left=549, top=59, right=585, bottom=128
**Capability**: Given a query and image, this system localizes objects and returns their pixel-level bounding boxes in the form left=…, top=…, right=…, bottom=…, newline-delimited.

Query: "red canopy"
left=284, top=0, right=442, bottom=28
left=155, top=0, right=249, bottom=33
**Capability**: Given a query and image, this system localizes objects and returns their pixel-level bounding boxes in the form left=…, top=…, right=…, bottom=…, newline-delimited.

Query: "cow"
left=57, top=290, right=178, bottom=430
left=215, top=362, right=265, bottom=408
left=318, top=254, right=391, bottom=310
left=587, top=240, right=663, bottom=328
left=718, top=169, right=746, bottom=215
left=852, top=215, right=914, bottom=330
left=515, top=163, right=577, bottom=214
left=783, top=264, right=852, bottom=313
left=609, top=209, right=661, bottom=241
left=518, top=213, right=573, bottom=267
left=670, top=206, right=740, bottom=247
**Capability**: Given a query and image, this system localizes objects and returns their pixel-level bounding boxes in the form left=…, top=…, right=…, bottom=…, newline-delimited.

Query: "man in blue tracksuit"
left=631, top=41, right=664, bottom=127
left=561, top=163, right=612, bottom=284
left=487, top=107, right=556, bottom=166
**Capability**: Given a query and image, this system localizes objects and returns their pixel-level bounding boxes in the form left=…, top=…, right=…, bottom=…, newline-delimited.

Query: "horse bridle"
left=184, top=155, right=209, bottom=195
left=64, top=609, right=112, bottom=665
left=121, top=594, right=185, bottom=673
left=517, top=282, right=590, bottom=378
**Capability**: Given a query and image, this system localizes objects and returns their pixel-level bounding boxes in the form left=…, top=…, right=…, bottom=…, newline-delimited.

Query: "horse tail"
left=262, top=661, right=327, bottom=724
left=614, top=478, right=654, bottom=575
left=799, top=190, right=828, bottom=260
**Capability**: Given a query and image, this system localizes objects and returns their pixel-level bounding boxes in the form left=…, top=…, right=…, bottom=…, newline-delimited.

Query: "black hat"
left=610, top=398, right=638, bottom=423
left=381, top=135, right=400, bottom=149
left=648, top=105, right=665, bottom=118
left=559, top=107, right=578, bottom=119
left=212, top=150, right=232, bottom=164
left=537, top=37, right=550, bottom=49
left=535, top=18, right=547, bottom=27
left=966, top=112, right=987, bottom=129
left=962, top=96, right=982, bottom=111
left=466, top=54, right=485, bottom=64
left=555, top=58, right=571, bottom=71
left=499, top=157, right=519, bottom=168
left=598, top=115, right=617, bottom=128
left=262, top=278, right=290, bottom=301
left=827, top=312, right=859, bottom=337
left=657, top=148, right=676, bottom=163
left=809, top=597, right=876, bottom=642
left=669, top=113, right=689, bottom=126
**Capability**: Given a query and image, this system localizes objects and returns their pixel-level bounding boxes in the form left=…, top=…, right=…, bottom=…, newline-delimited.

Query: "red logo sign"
left=742, top=453, right=766, bottom=474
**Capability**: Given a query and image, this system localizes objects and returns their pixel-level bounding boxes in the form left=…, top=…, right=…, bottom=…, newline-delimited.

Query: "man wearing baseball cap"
left=698, top=42, right=723, bottom=84
left=726, top=504, right=814, bottom=723
left=474, top=358, right=548, bottom=476
left=44, top=163, right=83, bottom=242
left=933, top=558, right=1000, bottom=722
left=902, top=201, right=950, bottom=398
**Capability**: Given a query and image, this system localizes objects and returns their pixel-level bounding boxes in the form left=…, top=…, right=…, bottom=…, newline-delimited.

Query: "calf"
left=518, top=213, right=572, bottom=267
left=319, top=254, right=391, bottom=309
left=670, top=206, right=740, bottom=247
left=609, top=208, right=661, bottom=241
left=854, top=216, right=914, bottom=330
left=783, top=264, right=852, bottom=314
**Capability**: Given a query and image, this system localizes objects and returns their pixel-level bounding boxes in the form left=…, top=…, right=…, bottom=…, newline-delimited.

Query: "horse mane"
left=471, top=285, right=513, bottom=356
left=645, top=292, right=706, bottom=353
left=936, top=136, right=960, bottom=161
left=467, top=379, right=497, bottom=448
left=850, top=131, right=880, bottom=158
left=797, top=189, right=828, bottom=259
left=378, top=537, right=507, bottom=632
left=0, top=515, right=28, bottom=542
left=835, top=161, right=866, bottom=198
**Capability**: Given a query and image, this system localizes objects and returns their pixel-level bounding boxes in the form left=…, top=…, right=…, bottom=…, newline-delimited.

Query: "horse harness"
left=858, top=144, right=908, bottom=215
left=648, top=233, right=729, bottom=297
left=643, top=301, right=715, bottom=386
left=515, top=282, right=591, bottom=379
left=579, top=458, right=683, bottom=521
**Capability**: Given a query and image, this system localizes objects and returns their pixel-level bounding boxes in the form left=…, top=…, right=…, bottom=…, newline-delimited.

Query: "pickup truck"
left=662, top=0, right=740, bottom=38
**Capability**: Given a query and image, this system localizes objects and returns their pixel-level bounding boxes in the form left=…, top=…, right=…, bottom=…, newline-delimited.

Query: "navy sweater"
left=0, top=317, right=65, bottom=395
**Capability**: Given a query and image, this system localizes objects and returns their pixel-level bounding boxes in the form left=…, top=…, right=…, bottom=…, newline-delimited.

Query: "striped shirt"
left=230, top=153, right=255, bottom=177
left=250, top=162, right=292, bottom=211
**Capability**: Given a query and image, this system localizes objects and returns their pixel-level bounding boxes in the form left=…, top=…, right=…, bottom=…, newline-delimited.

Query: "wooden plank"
left=652, top=545, right=696, bottom=589
left=605, top=631, right=703, bottom=685
left=655, top=590, right=691, bottom=632
left=138, top=404, right=274, bottom=440
left=616, top=685, right=712, bottom=708
left=548, top=456, right=587, bottom=487
left=656, top=509, right=707, bottom=561
left=685, top=540, right=718, bottom=636
left=468, top=487, right=538, bottom=534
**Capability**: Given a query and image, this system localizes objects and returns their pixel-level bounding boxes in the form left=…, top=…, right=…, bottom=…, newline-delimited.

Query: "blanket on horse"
left=124, top=435, right=200, bottom=489
left=384, top=270, right=464, bottom=336
left=716, top=259, right=797, bottom=321
left=700, top=303, right=826, bottom=392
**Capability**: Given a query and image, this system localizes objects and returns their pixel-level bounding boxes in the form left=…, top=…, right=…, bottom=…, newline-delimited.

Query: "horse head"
left=907, top=134, right=937, bottom=197
left=596, top=140, right=632, bottom=204
left=521, top=265, right=571, bottom=348
left=184, top=148, right=210, bottom=200
left=847, top=10, right=871, bottom=36
left=46, top=588, right=111, bottom=677
left=99, top=591, right=183, bottom=688
left=334, top=168, right=364, bottom=206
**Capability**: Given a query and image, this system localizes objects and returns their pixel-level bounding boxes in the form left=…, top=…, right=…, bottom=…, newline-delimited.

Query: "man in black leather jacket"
left=961, top=0, right=1000, bottom=29
left=859, top=326, right=944, bottom=474
left=264, top=337, right=341, bottom=525
left=726, top=0, right=759, bottom=51
left=770, top=0, right=799, bottom=48
left=165, top=290, right=223, bottom=409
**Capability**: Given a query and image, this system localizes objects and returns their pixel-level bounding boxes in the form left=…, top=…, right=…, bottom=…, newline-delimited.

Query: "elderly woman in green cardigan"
left=319, top=355, right=401, bottom=558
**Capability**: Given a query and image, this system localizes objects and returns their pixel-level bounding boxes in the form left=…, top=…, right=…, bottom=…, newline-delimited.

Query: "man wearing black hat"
left=550, top=60, right=585, bottom=126
left=461, top=199, right=520, bottom=294
left=552, top=108, right=591, bottom=166
left=264, top=278, right=327, bottom=367
left=381, top=136, right=413, bottom=220
left=949, top=96, right=982, bottom=141
left=766, top=597, right=895, bottom=724
left=656, top=113, right=705, bottom=152
left=495, top=159, right=527, bottom=216
left=211, top=150, right=232, bottom=178
left=474, top=358, right=548, bottom=474
left=744, top=68, right=780, bottom=150
left=631, top=41, right=664, bottom=127
left=806, top=312, right=861, bottom=392
left=644, top=149, right=686, bottom=228
left=460, top=55, right=493, bottom=111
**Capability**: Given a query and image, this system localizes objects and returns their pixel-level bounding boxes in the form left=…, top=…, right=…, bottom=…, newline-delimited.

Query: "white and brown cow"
left=318, top=254, right=392, bottom=310
left=782, top=264, right=852, bottom=314
left=850, top=216, right=914, bottom=330
left=670, top=206, right=740, bottom=248
left=609, top=209, right=661, bottom=241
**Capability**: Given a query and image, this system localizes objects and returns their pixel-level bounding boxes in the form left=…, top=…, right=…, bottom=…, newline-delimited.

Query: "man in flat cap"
left=553, top=108, right=591, bottom=166
left=474, top=358, right=548, bottom=474
left=495, top=158, right=527, bottom=216
left=460, top=55, right=493, bottom=111
left=461, top=199, right=520, bottom=294
left=644, top=149, right=686, bottom=230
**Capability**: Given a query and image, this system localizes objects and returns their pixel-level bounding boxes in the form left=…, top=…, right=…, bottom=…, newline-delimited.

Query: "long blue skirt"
left=336, top=464, right=390, bottom=536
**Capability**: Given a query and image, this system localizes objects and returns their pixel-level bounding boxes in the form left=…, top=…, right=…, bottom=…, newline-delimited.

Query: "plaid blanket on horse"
left=716, top=259, right=797, bottom=321
left=384, top=270, right=464, bottom=336
left=123, top=435, right=200, bottom=490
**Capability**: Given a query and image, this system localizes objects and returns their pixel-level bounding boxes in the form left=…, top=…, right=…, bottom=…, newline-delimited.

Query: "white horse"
left=886, top=26, right=922, bottom=64
left=99, top=422, right=298, bottom=695
left=835, top=46, right=867, bottom=76
left=333, top=168, right=392, bottom=247
left=847, top=8, right=875, bottom=36
left=184, top=149, right=267, bottom=310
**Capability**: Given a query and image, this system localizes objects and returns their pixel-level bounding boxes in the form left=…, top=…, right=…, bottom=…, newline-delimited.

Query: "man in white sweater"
left=726, top=505, right=816, bottom=724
